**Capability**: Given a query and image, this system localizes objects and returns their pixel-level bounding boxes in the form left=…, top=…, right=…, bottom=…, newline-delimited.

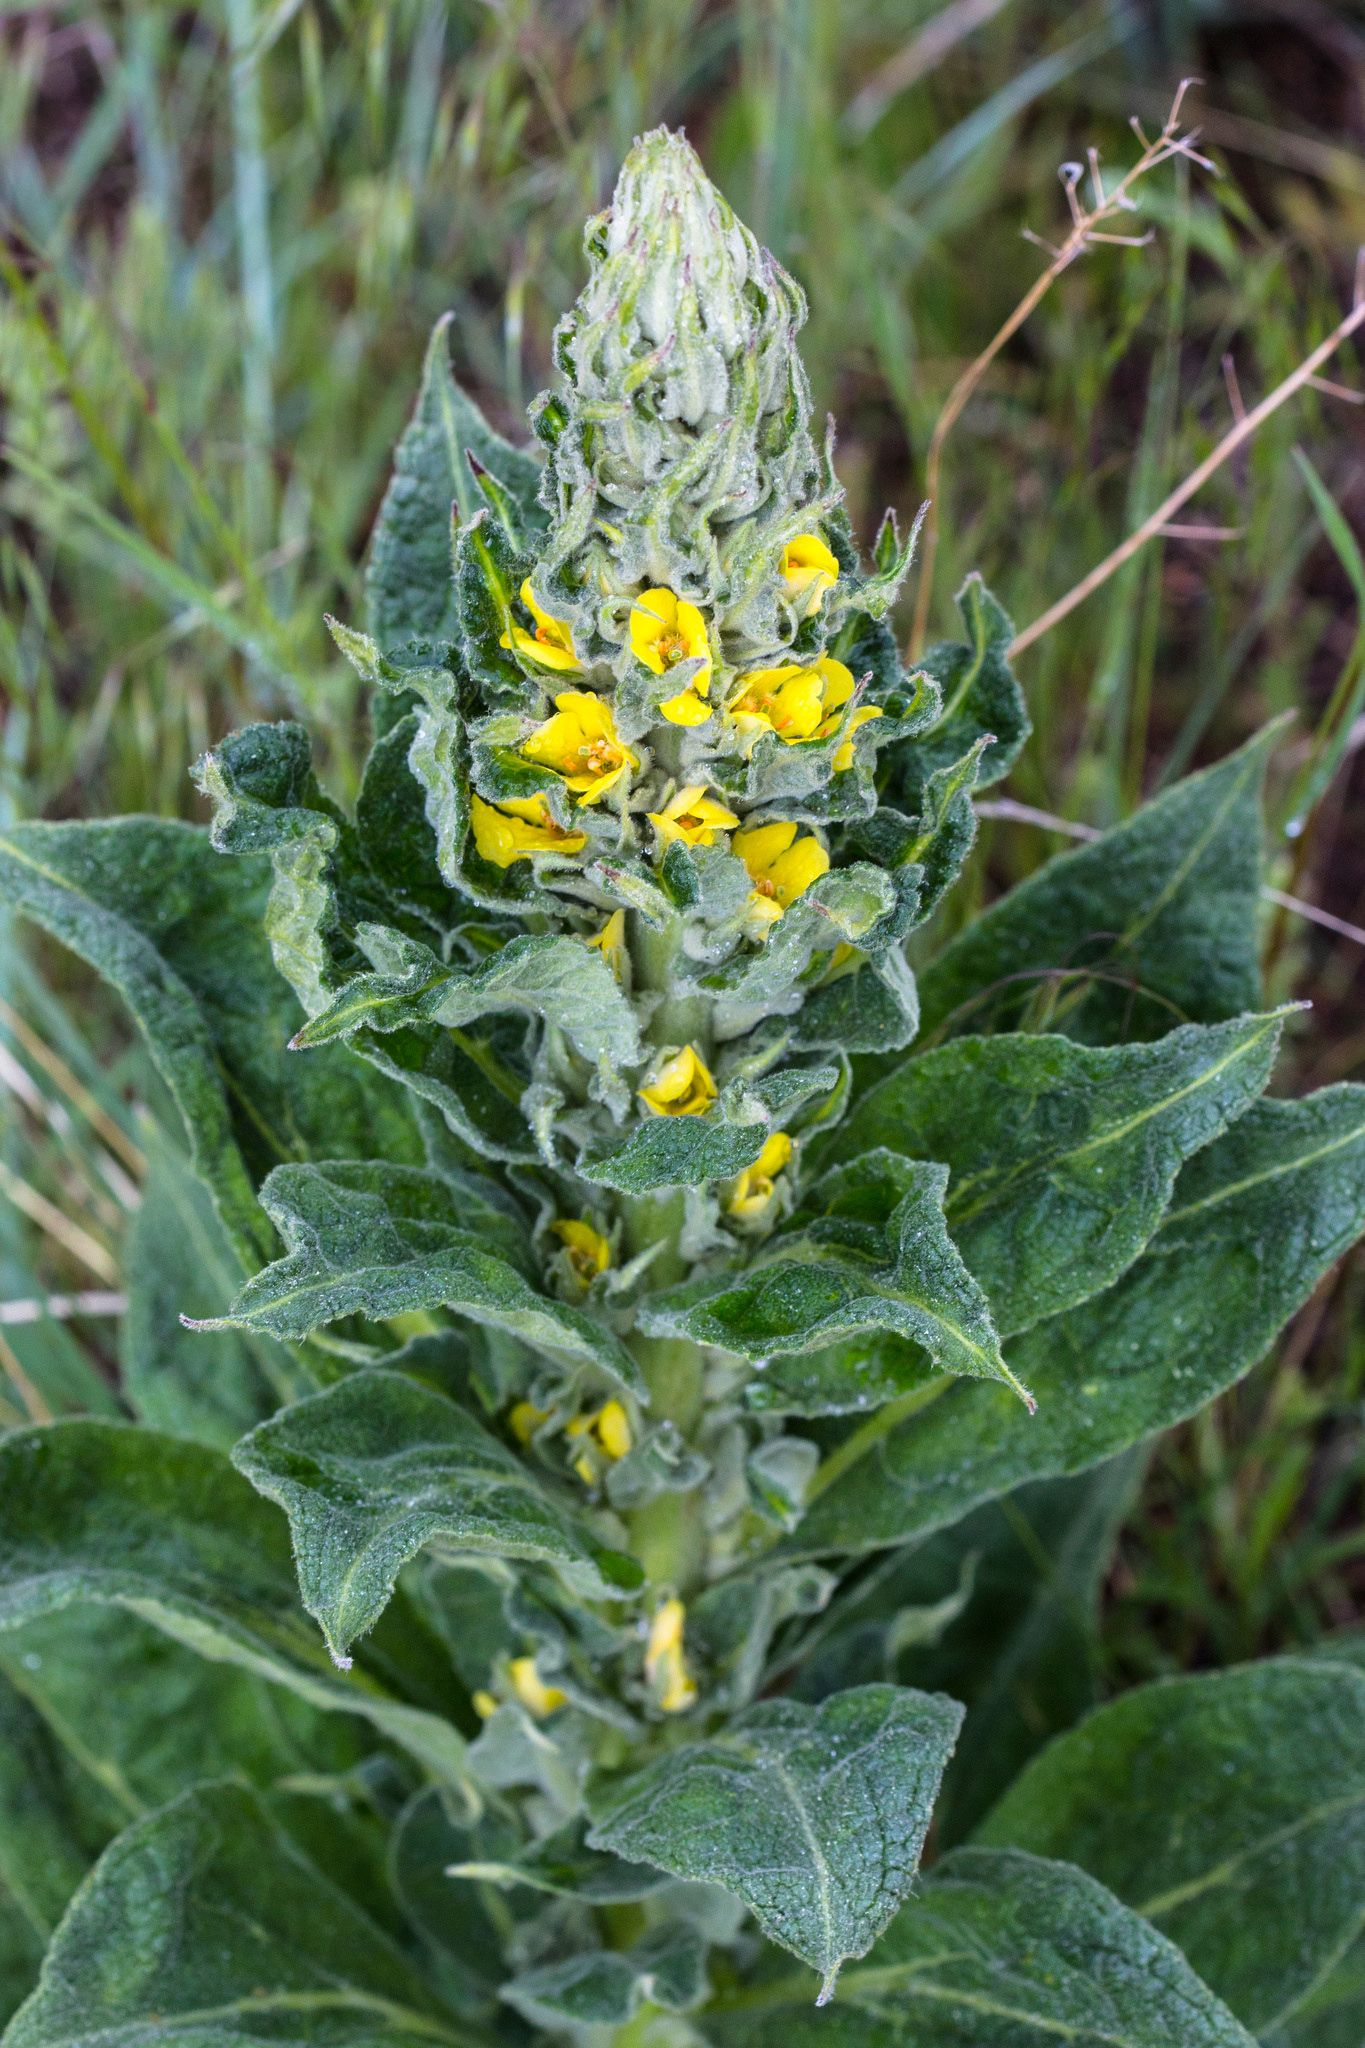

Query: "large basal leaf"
left=295, top=927, right=642, bottom=1073
left=978, top=1658, right=1365, bottom=2034
left=0, top=1672, right=118, bottom=2017
left=705, top=1847, right=1256, bottom=2046
left=1, top=1604, right=372, bottom=1818
left=121, top=1138, right=299, bottom=1448
left=234, top=1371, right=643, bottom=1662
left=1264, top=1935, right=1365, bottom=2048
left=917, top=721, right=1280, bottom=1043
left=5, top=1783, right=460, bottom=2048
left=0, top=1604, right=380, bottom=2026
left=588, top=1684, right=963, bottom=2000
left=825, top=1011, right=1286, bottom=1335
left=191, top=1160, right=645, bottom=1399
left=0, top=819, right=422, bottom=1268
left=642, top=1158, right=1030, bottom=1406
left=789, top=1456, right=1142, bottom=1845
left=0, top=819, right=271, bottom=1264
left=0, top=1421, right=467, bottom=1785
left=791, top=1086, right=1365, bottom=1559
left=366, top=312, right=544, bottom=649
left=897, top=575, right=1030, bottom=804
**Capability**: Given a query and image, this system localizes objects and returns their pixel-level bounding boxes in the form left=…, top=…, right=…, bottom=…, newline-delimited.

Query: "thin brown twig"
left=0, top=1330, right=54, bottom=1427
left=907, top=79, right=1212, bottom=657
left=0, top=994, right=146, bottom=1179
left=1009, top=269, right=1365, bottom=657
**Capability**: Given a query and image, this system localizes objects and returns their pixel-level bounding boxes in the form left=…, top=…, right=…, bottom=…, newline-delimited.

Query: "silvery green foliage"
left=3, top=127, right=1365, bottom=2047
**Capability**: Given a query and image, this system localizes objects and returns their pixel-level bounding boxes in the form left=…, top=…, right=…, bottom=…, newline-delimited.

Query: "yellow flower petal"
left=508, top=1657, right=568, bottom=1718
left=595, top=1400, right=632, bottom=1461
left=630, top=588, right=713, bottom=722
left=470, top=793, right=587, bottom=868
left=509, top=1400, right=549, bottom=1444
left=472, top=1689, right=499, bottom=1719
left=645, top=1597, right=697, bottom=1714
left=729, top=1129, right=794, bottom=1217
left=585, top=910, right=627, bottom=977
left=498, top=579, right=583, bottom=673
left=733, top=818, right=829, bottom=918
left=552, top=1218, right=612, bottom=1283
left=565, top=1399, right=632, bottom=1479
left=768, top=834, right=831, bottom=908
left=833, top=704, right=885, bottom=772
left=659, top=684, right=714, bottom=726
left=638, top=1044, right=718, bottom=1117
left=521, top=691, right=637, bottom=805
left=647, top=785, right=741, bottom=848
left=726, top=663, right=825, bottom=742
left=780, top=532, right=839, bottom=615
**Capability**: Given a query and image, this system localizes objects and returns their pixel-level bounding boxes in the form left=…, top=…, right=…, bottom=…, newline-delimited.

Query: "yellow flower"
left=727, top=655, right=855, bottom=744
left=645, top=1597, right=697, bottom=1714
left=779, top=532, right=839, bottom=615
left=585, top=910, right=627, bottom=978
left=508, top=1399, right=549, bottom=1445
left=552, top=1218, right=612, bottom=1286
left=732, top=818, right=830, bottom=930
left=728, top=1130, right=794, bottom=1218
left=566, top=1399, right=633, bottom=1482
left=470, top=793, right=587, bottom=868
left=639, top=1045, right=717, bottom=1118
left=646, top=784, right=740, bottom=849
left=520, top=691, right=637, bottom=804
left=472, top=1688, right=499, bottom=1719
left=833, top=704, right=884, bottom=772
left=499, top=579, right=583, bottom=673
left=629, top=588, right=713, bottom=725
left=508, top=1657, right=568, bottom=1718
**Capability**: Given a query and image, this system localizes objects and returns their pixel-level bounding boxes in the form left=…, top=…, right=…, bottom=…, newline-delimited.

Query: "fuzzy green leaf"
left=0, top=820, right=273, bottom=1264
left=356, top=1024, right=542, bottom=1166
left=0, top=1421, right=467, bottom=1784
left=1, top=1604, right=371, bottom=1821
left=0, top=1673, right=116, bottom=2000
left=791, top=1086, right=1365, bottom=1559
left=0, top=818, right=422, bottom=1264
left=295, top=927, right=641, bottom=1071
left=5, top=1783, right=460, bottom=2048
left=579, top=1065, right=840, bottom=1193
left=917, top=722, right=1279, bottom=1043
left=789, top=1460, right=1141, bottom=1844
left=354, top=711, right=457, bottom=931
left=706, top=1847, right=1256, bottom=2045
left=193, top=1160, right=645, bottom=1399
left=898, top=575, right=1029, bottom=803
left=978, top=1658, right=1365, bottom=2034
left=588, top=1684, right=962, bottom=1999
left=234, top=1371, right=643, bottom=1660
left=367, top=312, right=543, bottom=649
left=827, top=1011, right=1287, bottom=1335
left=121, top=1139, right=298, bottom=1447
left=644, top=1158, right=1029, bottom=1404
left=501, top=1925, right=707, bottom=2029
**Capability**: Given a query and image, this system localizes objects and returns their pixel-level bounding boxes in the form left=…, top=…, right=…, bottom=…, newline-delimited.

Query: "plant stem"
left=805, top=1375, right=953, bottom=1503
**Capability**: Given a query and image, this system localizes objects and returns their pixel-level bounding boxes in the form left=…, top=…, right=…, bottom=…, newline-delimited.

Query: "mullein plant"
left=3, top=129, right=1365, bottom=2048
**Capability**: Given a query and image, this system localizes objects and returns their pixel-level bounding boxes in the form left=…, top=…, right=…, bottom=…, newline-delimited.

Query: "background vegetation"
left=2, top=0, right=1362, bottom=1686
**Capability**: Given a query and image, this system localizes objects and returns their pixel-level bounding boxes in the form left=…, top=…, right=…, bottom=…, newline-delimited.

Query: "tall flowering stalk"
left=2, top=126, right=1363, bottom=2046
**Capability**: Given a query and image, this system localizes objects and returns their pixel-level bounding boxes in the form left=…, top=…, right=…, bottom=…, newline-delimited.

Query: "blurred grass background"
left=1, top=0, right=1363, bottom=1678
